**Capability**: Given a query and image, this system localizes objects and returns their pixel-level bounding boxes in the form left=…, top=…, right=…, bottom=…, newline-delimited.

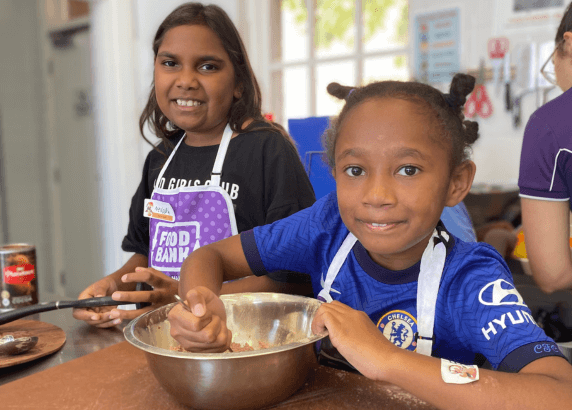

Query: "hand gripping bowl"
left=124, top=293, right=328, bottom=410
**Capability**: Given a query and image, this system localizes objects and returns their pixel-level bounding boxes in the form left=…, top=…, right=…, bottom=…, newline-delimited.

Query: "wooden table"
left=0, top=293, right=128, bottom=386
left=0, top=340, right=436, bottom=410
left=0, top=294, right=436, bottom=409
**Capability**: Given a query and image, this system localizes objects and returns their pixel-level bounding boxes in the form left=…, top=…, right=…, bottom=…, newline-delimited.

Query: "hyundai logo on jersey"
left=478, top=279, right=526, bottom=307
left=481, top=309, right=537, bottom=341
left=377, top=310, right=418, bottom=351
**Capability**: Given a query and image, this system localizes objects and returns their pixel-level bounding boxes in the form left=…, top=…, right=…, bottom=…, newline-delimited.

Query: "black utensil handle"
left=0, top=297, right=132, bottom=326
left=505, top=83, right=512, bottom=111
left=135, top=282, right=153, bottom=310
left=57, top=296, right=133, bottom=309
left=0, top=302, right=58, bottom=325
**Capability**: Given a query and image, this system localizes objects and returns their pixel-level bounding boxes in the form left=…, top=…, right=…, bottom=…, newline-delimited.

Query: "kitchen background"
left=0, top=0, right=567, bottom=300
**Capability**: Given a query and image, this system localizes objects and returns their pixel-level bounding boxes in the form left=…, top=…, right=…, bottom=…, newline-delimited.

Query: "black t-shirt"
left=122, top=124, right=316, bottom=281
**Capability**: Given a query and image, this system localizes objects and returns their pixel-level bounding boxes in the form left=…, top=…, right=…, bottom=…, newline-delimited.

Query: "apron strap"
left=416, top=230, right=447, bottom=356
left=210, top=124, right=233, bottom=187
left=151, top=124, right=233, bottom=197
left=317, top=232, right=358, bottom=303
left=151, top=134, right=186, bottom=197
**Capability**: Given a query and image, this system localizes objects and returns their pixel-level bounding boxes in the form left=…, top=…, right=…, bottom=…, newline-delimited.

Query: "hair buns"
left=444, top=74, right=476, bottom=112
left=327, top=82, right=355, bottom=100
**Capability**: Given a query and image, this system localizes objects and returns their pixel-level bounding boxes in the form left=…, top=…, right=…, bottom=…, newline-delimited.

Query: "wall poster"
left=414, top=8, right=461, bottom=84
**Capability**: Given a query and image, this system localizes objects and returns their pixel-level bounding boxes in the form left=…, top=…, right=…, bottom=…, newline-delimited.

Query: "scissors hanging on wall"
left=465, top=60, right=493, bottom=119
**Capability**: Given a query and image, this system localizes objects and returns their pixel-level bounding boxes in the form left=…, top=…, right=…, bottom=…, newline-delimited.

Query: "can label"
left=0, top=244, right=38, bottom=311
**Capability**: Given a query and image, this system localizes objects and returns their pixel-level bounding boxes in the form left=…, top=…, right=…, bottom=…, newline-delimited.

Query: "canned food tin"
left=0, top=244, right=38, bottom=312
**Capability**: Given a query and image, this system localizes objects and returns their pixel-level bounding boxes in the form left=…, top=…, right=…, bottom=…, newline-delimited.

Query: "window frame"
left=269, top=0, right=410, bottom=124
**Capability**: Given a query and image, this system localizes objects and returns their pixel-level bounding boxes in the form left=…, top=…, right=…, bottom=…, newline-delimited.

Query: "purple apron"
left=146, top=124, right=238, bottom=280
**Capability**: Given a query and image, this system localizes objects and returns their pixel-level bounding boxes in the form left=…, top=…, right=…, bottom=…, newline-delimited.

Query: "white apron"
left=317, top=228, right=449, bottom=356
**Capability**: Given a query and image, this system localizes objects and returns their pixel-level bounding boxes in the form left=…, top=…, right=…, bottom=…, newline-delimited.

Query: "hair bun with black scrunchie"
left=444, top=73, right=476, bottom=113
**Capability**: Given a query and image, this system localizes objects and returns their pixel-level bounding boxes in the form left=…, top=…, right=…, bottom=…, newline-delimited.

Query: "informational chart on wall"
left=414, top=8, right=461, bottom=84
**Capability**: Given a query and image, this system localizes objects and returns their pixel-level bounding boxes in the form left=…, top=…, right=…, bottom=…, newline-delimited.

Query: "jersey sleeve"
left=447, top=245, right=564, bottom=371
left=121, top=152, right=153, bottom=256
left=518, top=112, right=569, bottom=201
left=241, top=193, right=342, bottom=279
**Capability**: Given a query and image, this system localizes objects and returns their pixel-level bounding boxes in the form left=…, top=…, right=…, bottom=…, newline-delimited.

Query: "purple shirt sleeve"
left=518, top=89, right=572, bottom=205
left=518, top=112, right=568, bottom=200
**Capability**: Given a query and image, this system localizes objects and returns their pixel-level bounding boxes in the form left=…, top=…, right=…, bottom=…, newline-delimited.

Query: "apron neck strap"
left=415, top=227, right=449, bottom=356
left=151, top=134, right=186, bottom=197
left=151, top=124, right=233, bottom=196
left=317, top=232, right=358, bottom=303
left=210, top=124, right=233, bottom=187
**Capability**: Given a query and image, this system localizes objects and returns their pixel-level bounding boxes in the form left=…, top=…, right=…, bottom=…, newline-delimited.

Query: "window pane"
left=316, top=61, right=355, bottom=117
left=538, top=41, right=556, bottom=88
left=363, top=0, right=408, bottom=52
left=316, top=0, right=355, bottom=58
left=280, top=0, right=309, bottom=62
left=284, top=66, right=309, bottom=120
left=363, top=55, right=409, bottom=84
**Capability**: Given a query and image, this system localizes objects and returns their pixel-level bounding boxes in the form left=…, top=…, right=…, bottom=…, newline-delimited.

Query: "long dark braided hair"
left=323, top=73, right=480, bottom=173
left=139, top=2, right=296, bottom=156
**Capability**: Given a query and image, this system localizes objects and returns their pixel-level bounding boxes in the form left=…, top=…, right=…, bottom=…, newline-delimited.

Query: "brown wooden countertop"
left=0, top=340, right=437, bottom=410
left=0, top=293, right=128, bottom=386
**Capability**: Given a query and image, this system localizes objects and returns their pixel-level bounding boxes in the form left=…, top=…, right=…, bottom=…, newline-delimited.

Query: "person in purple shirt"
left=518, top=2, right=572, bottom=293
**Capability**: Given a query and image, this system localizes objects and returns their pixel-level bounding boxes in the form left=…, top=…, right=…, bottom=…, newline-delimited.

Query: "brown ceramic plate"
left=0, top=319, right=66, bottom=368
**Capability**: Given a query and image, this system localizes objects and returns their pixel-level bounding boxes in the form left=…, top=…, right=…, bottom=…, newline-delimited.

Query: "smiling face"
left=334, top=98, right=459, bottom=270
left=154, top=24, right=241, bottom=144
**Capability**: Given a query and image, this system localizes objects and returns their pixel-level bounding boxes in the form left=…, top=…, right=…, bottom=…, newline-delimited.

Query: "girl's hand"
left=168, top=286, right=232, bottom=353
left=72, top=277, right=119, bottom=328
left=312, top=301, right=398, bottom=381
left=105, top=267, right=179, bottom=322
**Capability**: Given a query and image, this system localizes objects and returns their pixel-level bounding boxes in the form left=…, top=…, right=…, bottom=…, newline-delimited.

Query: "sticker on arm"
left=441, top=359, right=479, bottom=384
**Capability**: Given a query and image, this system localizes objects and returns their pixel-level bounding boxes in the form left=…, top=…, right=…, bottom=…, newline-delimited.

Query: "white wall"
left=0, top=0, right=54, bottom=294
left=408, top=0, right=565, bottom=186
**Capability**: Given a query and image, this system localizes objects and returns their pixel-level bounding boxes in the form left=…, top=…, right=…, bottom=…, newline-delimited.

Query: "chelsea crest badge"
left=377, top=310, right=418, bottom=351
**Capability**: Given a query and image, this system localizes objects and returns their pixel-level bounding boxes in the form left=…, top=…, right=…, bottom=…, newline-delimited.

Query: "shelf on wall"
left=465, top=65, right=517, bottom=83
left=44, top=0, right=89, bottom=34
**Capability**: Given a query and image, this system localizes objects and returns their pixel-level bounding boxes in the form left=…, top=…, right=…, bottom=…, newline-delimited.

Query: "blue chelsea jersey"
left=241, top=191, right=564, bottom=371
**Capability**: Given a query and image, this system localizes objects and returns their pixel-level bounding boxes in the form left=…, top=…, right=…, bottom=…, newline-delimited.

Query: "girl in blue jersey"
left=169, top=74, right=572, bottom=409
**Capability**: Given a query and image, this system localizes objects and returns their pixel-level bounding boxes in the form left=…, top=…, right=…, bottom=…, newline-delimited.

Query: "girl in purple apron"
left=73, top=3, right=315, bottom=327
left=146, top=124, right=237, bottom=280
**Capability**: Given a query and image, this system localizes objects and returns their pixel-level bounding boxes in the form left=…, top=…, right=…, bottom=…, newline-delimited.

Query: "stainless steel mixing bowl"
left=124, top=293, right=328, bottom=410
